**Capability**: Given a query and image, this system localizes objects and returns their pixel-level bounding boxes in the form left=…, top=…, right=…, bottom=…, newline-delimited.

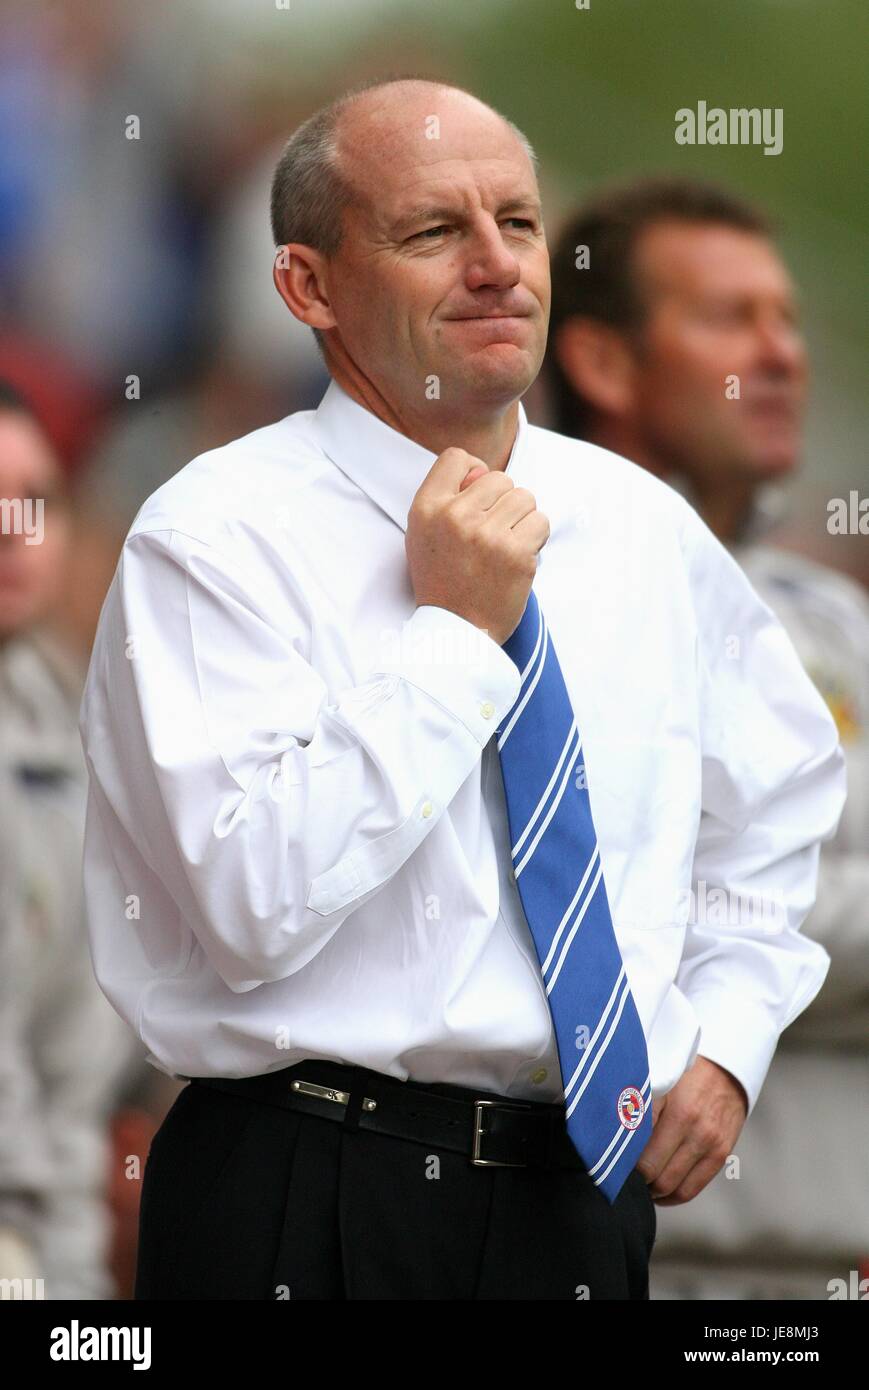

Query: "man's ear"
left=273, top=244, right=337, bottom=332
left=553, top=316, right=637, bottom=419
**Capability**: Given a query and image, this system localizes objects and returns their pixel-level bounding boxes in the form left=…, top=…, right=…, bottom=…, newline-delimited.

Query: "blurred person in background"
left=0, top=381, right=139, bottom=1297
left=546, top=176, right=869, bottom=1299
left=62, top=134, right=328, bottom=659
left=0, top=0, right=197, bottom=388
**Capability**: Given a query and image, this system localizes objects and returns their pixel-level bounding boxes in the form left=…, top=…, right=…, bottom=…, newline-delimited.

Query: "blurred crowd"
left=0, top=0, right=866, bottom=1300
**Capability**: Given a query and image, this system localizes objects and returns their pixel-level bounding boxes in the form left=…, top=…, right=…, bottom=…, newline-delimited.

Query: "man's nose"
left=463, top=219, right=521, bottom=292
left=755, top=313, right=807, bottom=376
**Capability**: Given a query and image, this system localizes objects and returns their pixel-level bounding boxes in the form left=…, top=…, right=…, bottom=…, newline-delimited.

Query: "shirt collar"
left=312, top=377, right=529, bottom=534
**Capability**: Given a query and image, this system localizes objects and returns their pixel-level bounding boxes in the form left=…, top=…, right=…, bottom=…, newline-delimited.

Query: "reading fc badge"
left=617, top=1086, right=645, bottom=1131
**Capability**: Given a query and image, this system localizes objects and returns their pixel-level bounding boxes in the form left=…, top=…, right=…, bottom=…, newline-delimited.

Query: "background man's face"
left=323, top=88, right=550, bottom=414
left=0, top=412, right=69, bottom=640
left=628, top=221, right=808, bottom=483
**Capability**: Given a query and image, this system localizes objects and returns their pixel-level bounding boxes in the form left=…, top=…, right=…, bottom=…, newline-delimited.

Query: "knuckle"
left=711, top=1139, right=731, bottom=1167
left=679, top=1098, right=703, bottom=1128
left=696, top=1123, right=720, bottom=1154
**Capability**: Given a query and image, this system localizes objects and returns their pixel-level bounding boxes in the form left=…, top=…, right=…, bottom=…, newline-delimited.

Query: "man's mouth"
left=745, top=395, right=799, bottom=420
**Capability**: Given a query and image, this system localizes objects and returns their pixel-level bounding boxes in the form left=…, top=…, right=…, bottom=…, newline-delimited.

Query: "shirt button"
left=530, top=1067, right=548, bottom=1085
left=421, top=801, right=433, bottom=818
left=480, top=700, right=495, bottom=719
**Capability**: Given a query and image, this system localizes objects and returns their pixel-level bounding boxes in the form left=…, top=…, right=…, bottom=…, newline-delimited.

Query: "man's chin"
left=748, top=444, right=801, bottom=480
left=447, top=344, right=540, bottom=405
left=743, top=417, right=803, bottom=479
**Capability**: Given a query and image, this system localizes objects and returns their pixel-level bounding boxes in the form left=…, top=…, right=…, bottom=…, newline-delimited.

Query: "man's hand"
left=640, top=1056, right=749, bottom=1205
left=406, top=449, right=550, bottom=646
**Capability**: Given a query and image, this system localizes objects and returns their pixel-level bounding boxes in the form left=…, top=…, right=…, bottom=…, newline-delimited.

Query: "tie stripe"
left=498, top=588, right=653, bottom=1203
left=540, top=842, right=598, bottom=977
left=514, top=727, right=582, bottom=878
left=545, top=854, right=603, bottom=992
left=511, top=720, right=579, bottom=863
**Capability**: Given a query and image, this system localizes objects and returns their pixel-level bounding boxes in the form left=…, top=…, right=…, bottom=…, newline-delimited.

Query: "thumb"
left=459, top=463, right=489, bottom=493
left=418, top=447, right=488, bottom=503
left=651, top=1093, right=668, bottom=1128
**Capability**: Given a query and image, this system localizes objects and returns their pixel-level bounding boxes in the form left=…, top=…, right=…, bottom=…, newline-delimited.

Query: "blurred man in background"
left=546, top=177, right=869, bottom=1298
left=0, top=381, right=139, bottom=1297
left=59, top=136, right=328, bottom=660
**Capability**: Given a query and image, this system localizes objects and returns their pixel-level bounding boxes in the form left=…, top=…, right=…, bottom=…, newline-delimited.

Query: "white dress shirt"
left=79, top=379, right=846, bottom=1114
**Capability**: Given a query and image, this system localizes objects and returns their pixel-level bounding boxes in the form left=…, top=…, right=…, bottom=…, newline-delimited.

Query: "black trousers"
left=134, top=1061, right=656, bottom=1300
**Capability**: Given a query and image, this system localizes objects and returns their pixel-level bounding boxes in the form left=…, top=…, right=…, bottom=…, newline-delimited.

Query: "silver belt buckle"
left=471, top=1099, right=533, bottom=1167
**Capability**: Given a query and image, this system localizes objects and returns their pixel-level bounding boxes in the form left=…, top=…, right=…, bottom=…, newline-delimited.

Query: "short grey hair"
left=269, top=76, right=538, bottom=354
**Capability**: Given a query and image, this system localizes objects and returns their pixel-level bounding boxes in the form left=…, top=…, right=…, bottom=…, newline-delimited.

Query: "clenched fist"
left=405, top=447, right=550, bottom=646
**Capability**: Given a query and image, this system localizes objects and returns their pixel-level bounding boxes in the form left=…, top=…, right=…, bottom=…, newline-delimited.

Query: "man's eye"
left=700, top=306, right=743, bottom=327
left=503, top=218, right=534, bottom=230
left=413, top=225, right=448, bottom=240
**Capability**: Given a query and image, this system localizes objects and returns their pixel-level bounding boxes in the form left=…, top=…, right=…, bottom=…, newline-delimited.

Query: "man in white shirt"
left=79, top=79, right=846, bottom=1301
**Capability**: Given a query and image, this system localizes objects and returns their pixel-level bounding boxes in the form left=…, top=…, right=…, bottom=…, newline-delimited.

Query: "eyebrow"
left=390, top=196, right=542, bottom=239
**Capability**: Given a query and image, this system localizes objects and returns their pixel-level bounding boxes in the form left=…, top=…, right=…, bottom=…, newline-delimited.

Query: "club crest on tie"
left=617, top=1086, right=645, bottom=1131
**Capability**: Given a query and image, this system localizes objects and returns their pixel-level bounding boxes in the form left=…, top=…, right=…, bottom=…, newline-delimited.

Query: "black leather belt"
left=184, top=1059, right=586, bottom=1172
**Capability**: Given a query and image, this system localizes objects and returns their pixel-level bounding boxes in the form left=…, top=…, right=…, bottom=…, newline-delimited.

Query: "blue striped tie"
left=497, top=588, right=653, bottom=1203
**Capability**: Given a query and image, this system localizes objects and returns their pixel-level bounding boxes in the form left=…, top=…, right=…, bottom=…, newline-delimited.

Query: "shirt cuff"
left=371, top=604, right=522, bottom=745
left=689, top=993, right=786, bottom=1118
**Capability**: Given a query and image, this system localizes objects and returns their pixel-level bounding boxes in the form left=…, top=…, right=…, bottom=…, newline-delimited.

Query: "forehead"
left=636, top=220, right=793, bottom=299
left=335, top=87, right=537, bottom=219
